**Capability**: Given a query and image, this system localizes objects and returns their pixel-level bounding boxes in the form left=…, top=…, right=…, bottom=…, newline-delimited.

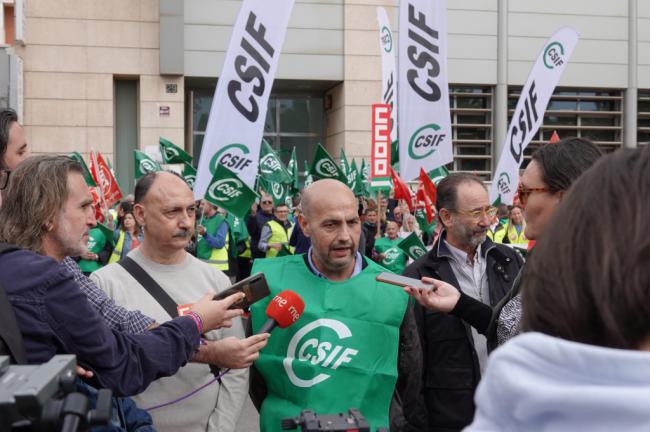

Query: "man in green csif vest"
left=250, top=179, right=425, bottom=432
left=197, top=200, right=230, bottom=273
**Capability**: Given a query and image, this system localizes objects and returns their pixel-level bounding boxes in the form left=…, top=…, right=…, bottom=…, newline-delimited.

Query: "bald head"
left=302, top=179, right=356, bottom=218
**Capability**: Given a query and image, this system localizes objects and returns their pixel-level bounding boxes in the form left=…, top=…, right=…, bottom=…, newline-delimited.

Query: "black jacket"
left=403, top=233, right=523, bottom=432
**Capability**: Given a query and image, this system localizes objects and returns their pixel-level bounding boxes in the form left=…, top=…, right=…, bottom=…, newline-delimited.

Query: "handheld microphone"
left=257, top=290, right=305, bottom=334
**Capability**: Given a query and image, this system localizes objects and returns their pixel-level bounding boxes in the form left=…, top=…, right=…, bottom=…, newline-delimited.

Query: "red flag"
left=390, top=167, right=414, bottom=212
left=90, top=151, right=122, bottom=208
left=549, top=130, right=560, bottom=144
left=419, top=168, right=438, bottom=207
left=90, top=187, right=105, bottom=223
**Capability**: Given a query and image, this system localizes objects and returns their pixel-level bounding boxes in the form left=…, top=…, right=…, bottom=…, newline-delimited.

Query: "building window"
left=508, top=88, right=623, bottom=166
left=449, top=86, right=493, bottom=181
left=188, top=89, right=323, bottom=173
left=638, top=90, right=650, bottom=146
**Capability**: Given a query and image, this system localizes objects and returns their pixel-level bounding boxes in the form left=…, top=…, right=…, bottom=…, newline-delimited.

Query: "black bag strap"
left=0, top=243, right=28, bottom=364
left=118, top=257, right=178, bottom=319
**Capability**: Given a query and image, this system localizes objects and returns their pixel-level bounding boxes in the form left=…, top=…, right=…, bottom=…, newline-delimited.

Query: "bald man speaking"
left=249, top=179, right=425, bottom=431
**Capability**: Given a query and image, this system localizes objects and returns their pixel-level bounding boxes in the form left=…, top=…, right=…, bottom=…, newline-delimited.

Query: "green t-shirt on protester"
left=78, top=227, right=106, bottom=273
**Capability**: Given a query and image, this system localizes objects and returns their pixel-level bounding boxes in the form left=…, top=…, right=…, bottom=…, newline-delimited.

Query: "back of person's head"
left=522, top=146, right=650, bottom=350
left=0, top=109, right=18, bottom=169
left=530, top=137, right=603, bottom=193
left=0, top=155, right=83, bottom=252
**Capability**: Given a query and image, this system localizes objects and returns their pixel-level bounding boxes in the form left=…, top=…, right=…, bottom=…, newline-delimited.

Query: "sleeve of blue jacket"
left=203, top=220, right=228, bottom=249
left=2, top=250, right=200, bottom=397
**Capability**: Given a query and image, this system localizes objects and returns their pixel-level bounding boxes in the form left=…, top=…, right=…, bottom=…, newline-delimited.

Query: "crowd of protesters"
left=1, top=104, right=650, bottom=432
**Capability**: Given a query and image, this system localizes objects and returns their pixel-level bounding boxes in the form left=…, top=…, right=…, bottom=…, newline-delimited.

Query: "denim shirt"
left=0, top=248, right=199, bottom=396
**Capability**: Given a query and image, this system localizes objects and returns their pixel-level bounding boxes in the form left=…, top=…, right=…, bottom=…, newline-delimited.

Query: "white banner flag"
left=194, top=0, right=295, bottom=198
left=489, top=27, right=579, bottom=205
left=377, top=7, right=398, bottom=146
left=398, top=0, right=452, bottom=181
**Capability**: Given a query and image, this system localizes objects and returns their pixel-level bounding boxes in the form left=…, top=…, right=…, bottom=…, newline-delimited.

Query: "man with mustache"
left=249, top=179, right=426, bottom=431
left=402, top=173, right=523, bottom=431
left=91, top=171, right=256, bottom=432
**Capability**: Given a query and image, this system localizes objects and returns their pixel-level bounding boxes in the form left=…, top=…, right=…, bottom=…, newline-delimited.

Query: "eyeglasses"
left=517, top=184, right=550, bottom=206
left=261, top=200, right=273, bottom=205
left=454, top=206, right=498, bottom=220
left=0, top=170, right=10, bottom=191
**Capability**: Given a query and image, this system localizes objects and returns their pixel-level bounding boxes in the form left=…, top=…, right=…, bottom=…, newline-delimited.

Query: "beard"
left=452, top=223, right=488, bottom=249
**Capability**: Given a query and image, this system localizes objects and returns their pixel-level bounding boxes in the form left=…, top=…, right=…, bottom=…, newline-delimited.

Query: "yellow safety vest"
left=108, top=231, right=126, bottom=264
left=265, top=220, right=294, bottom=258
left=505, top=223, right=528, bottom=245
left=489, top=224, right=507, bottom=243
left=201, top=231, right=230, bottom=271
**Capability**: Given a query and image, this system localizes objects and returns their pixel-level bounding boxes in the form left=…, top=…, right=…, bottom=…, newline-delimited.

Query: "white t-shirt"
left=91, top=248, right=247, bottom=432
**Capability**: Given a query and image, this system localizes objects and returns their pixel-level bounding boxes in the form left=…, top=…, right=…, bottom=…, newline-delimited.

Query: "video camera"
left=0, top=355, right=111, bottom=432
left=281, top=408, right=388, bottom=432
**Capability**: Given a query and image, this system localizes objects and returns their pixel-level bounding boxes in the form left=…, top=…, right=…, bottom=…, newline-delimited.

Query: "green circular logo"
left=383, top=247, right=400, bottom=265
left=207, top=178, right=244, bottom=202
left=315, top=159, right=338, bottom=178
left=543, top=41, right=565, bottom=69
left=408, top=123, right=443, bottom=160
left=184, top=174, right=196, bottom=188
left=139, top=159, right=158, bottom=174
left=164, top=147, right=179, bottom=160
left=210, top=143, right=251, bottom=175
left=381, top=26, right=393, bottom=53
left=409, top=245, right=426, bottom=258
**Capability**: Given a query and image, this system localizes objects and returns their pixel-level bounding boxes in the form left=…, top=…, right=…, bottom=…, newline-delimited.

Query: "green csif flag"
left=225, top=212, right=250, bottom=258
left=134, top=150, right=162, bottom=179
left=310, top=143, right=346, bottom=182
left=69, top=152, right=97, bottom=187
left=259, top=140, right=292, bottom=184
left=204, top=164, right=259, bottom=219
left=350, top=159, right=366, bottom=196
left=258, top=176, right=292, bottom=207
left=397, top=232, right=428, bottom=260
left=160, top=137, right=192, bottom=165
left=182, top=162, right=197, bottom=189
left=339, top=148, right=349, bottom=177
left=360, top=158, right=371, bottom=196
left=391, top=140, right=399, bottom=167
left=303, top=160, right=313, bottom=187
left=414, top=207, right=437, bottom=236
left=429, top=166, right=450, bottom=186
left=287, top=147, right=300, bottom=193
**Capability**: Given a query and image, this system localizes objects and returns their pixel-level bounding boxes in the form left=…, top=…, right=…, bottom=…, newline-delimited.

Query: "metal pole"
left=625, top=0, right=638, bottom=149
left=494, top=0, right=509, bottom=174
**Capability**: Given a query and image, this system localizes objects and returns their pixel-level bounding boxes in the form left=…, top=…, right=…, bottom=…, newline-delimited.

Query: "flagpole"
left=376, top=189, right=383, bottom=240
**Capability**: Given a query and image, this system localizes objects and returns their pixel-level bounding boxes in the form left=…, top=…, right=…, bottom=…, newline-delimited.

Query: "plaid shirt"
left=61, top=257, right=154, bottom=334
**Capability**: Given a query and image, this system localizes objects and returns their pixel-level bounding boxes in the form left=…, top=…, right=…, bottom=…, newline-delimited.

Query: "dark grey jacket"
left=403, top=234, right=523, bottom=432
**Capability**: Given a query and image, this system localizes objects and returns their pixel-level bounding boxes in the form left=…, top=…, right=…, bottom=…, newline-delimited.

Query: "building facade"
left=1, top=0, right=648, bottom=189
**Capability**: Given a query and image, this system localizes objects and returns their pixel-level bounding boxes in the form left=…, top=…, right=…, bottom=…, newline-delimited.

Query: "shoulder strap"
left=118, top=257, right=178, bottom=319
left=0, top=243, right=28, bottom=364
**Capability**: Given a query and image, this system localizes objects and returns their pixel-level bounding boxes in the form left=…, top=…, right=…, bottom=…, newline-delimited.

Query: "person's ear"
left=133, top=203, right=146, bottom=227
left=439, top=208, right=453, bottom=227
left=298, top=214, right=310, bottom=238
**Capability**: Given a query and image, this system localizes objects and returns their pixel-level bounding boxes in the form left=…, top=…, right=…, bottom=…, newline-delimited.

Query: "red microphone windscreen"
left=265, top=290, right=305, bottom=328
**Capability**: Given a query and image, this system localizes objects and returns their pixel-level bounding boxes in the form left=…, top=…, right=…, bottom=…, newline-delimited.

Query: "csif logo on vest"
left=380, top=26, right=393, bottom=53
left=382, top=247, right=400, bottom=265
left=284, top=319, right=359, bottom=388
left=496, top=172, right=511, bottom=196
left=543, top=41, right=565, bottom=70
left=409, top=245, right=425, bottom=258
left=139, top=159, right=158, bottom=174
left=408, top=123, right=445, bottom=160
left=260, top=153, right=281, bottom=174
left=315, top=159, right=338, bottom=178
left=227, top=11, right=276, bottom=123
left=207, top=178, right=244, bottom=202
left=210, top=143, right=253, bottom=175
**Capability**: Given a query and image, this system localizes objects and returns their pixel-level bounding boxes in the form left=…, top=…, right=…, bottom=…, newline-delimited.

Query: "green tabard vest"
left=250, top=255, right=408, bottom=432
left=196, top=213, right=227, bottom=260
left=373, top=237, right=407, bottom=274
left=78, top=227, right=106, bottom=273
